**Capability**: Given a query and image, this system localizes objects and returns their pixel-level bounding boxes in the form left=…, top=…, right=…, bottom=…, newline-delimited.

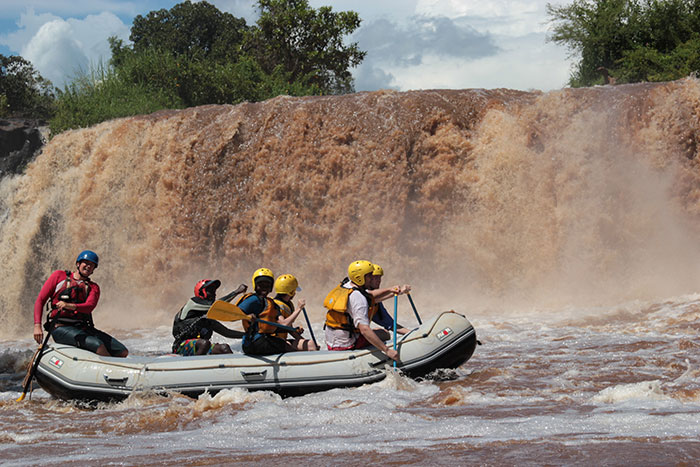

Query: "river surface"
left=3, top=294, right=700, bottom=465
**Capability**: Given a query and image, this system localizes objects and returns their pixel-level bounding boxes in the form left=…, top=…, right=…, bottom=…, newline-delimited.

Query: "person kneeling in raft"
left=172, top=279, right=247, bottom=356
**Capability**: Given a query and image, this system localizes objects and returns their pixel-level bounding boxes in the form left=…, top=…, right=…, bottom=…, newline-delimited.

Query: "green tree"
left=615, top=34, right=700, bottom=82
left=0, top=54, right=54, bottom=119
left=126, top=0, right=248, bottom=62
left=112, top=0, right=364, bottom=100
left=547, top=0, right=700, bottom=87
left=250, top=0, right=366, bottom=94
left=51, top=0, right=364, bottom=132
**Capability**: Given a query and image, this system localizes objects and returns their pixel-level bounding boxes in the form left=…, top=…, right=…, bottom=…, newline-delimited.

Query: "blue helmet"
left=76, top=250, right=99, bottom=267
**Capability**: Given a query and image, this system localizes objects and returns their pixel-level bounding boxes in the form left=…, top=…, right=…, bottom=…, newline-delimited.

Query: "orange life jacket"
left=323, top=283, right=377, bottom=332
left=235, top=293, right=279, bottom=334
left=272, top=298, right=294, bottom=339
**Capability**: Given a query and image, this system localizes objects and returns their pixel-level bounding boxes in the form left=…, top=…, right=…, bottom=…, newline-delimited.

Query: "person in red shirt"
left=33, top=250, right=128, bottom=357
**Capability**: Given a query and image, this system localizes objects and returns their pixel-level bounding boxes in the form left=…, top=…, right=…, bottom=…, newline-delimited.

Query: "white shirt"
left=324, top=282, right=369, bottom=349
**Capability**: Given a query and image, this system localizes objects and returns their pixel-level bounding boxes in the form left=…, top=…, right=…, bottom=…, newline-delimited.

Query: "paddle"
left=300, top=307, right=318, bottom=348
left=406, top=293, right=422, bottom=325
left=17, top=320, right=54, bottom=402
left=206, top=300, right=298, bottom=333
left=393, top=294, right=398, bottom=369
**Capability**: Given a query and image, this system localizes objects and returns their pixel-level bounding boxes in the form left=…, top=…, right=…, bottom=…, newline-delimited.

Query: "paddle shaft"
left=407, top=293, right=422, bottom=325
left=256, top=316, right=298, bottom=333
left=301, top=307, right=318, bottom=348
left=17, top=323, right=53, bottom=401
left=393, top=294, right=398, bottom=369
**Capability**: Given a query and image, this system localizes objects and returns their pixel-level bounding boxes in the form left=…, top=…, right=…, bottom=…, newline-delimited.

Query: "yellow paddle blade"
left=206, top=300, right=250, bottom=322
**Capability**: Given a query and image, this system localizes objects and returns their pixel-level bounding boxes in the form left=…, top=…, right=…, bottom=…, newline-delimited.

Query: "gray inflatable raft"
left=35, top=311, right=477, bottom=401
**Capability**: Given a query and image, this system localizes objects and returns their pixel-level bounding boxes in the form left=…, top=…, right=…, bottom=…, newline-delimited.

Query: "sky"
left=0, top=0, right=574, bottom=93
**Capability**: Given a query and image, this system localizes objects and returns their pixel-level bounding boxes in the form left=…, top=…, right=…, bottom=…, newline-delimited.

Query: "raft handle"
left=103, top=375, right=128, bottom=386
left=241, top=370, right=267, bottom=381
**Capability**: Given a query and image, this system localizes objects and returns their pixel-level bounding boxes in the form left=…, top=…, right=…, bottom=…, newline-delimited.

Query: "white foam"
left=590, top=380, right=671, bottom=404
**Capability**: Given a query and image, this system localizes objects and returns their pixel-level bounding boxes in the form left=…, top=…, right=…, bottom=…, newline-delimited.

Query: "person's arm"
left=357, top=323, right=398, bottom=361
left=53, top=280, right=100, bottom=315
left=368, top=287, right=395, bottom=302
left=219, top=284, right=247, bottom=303
left=278, top=309, right=302, bottom=327
left=372, top=304, right=410, bottom=335
left=74, top=282, right=100, bottom=314
left=348, top=291, right=398, bottom=361
left=370, top=285, right=411, bottom=303
left=34, top=271, right=62, bottom=325
left=278, top=298, right=305, bottom=327
left=33, top=271, right=61, bottom=344
left=207, top=318, right=245, bottom=339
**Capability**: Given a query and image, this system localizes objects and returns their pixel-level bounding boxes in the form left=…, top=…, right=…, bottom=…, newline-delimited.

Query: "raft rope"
left=48, top=311, right=462, bottom=371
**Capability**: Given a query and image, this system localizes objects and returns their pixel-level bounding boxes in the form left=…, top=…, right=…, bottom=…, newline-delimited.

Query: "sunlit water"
left=3, top=295, right=700, bottom=465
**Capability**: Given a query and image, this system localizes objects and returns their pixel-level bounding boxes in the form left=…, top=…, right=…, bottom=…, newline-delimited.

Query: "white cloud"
left=1, top=9, right=59, bottom=52
left=353, top=14, right=501, bottom=91
left=416, top=0, right=539, bottom=19
left=307, top=0, right=420, bottom=21
left=0, top=1, right=154, bottom=19
left=22, top=20, right=87, bottom=87
left=1, top=9, right=130, bottom=87
left=354, top=61, right=399, bottom=92
left=66, top=12, right=129, bottom=60
left=385, top=33, right=571, bottom=91
left=351, top=0, right=573, bottom=91
left=415, top=0, right=570, bottom=36
left=359, top=17, right=499, bottom=63
left=210, top=0, right=259, bottom=24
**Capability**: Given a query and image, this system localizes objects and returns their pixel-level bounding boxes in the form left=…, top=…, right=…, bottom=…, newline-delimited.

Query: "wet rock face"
left=0, top=118, right=45, bottom=176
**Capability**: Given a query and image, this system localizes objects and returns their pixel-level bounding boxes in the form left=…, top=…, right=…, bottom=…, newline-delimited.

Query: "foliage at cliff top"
left=49, top=0, right=365, bottom=134
left=0, top=54, right=54, bottom=120
left=548, top=0, right=700, bottom=87
left=250, top=0, right=365, bottom=94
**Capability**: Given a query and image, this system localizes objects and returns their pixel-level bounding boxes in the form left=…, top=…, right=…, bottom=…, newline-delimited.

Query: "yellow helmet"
left=372, top=264, right=384, bottom=276
left=275, top=274, right=300, bottom=296
left=251, top=267, right=274, bottom=287
left=348, top=260, right=374, bottom=286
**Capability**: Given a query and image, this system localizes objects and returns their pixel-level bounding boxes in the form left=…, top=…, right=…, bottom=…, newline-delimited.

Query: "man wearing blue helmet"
left=33, top=250, right=128, bottom=357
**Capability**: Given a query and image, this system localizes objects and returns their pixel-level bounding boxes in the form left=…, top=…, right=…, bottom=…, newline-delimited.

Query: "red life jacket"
left=48, top=270, right=93, bottom=325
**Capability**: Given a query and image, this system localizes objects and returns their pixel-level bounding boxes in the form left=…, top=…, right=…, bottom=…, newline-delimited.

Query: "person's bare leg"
left=212, top=343, right=232, bottom=354
left=194, top=339, right=212, bottom=355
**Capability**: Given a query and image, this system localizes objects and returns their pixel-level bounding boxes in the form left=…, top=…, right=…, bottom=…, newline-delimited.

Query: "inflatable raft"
left=34, top=311, right=477, bottom=402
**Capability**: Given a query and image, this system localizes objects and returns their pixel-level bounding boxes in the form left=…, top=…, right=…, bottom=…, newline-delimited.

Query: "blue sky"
left=0, top=0, right=573, bottom=92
